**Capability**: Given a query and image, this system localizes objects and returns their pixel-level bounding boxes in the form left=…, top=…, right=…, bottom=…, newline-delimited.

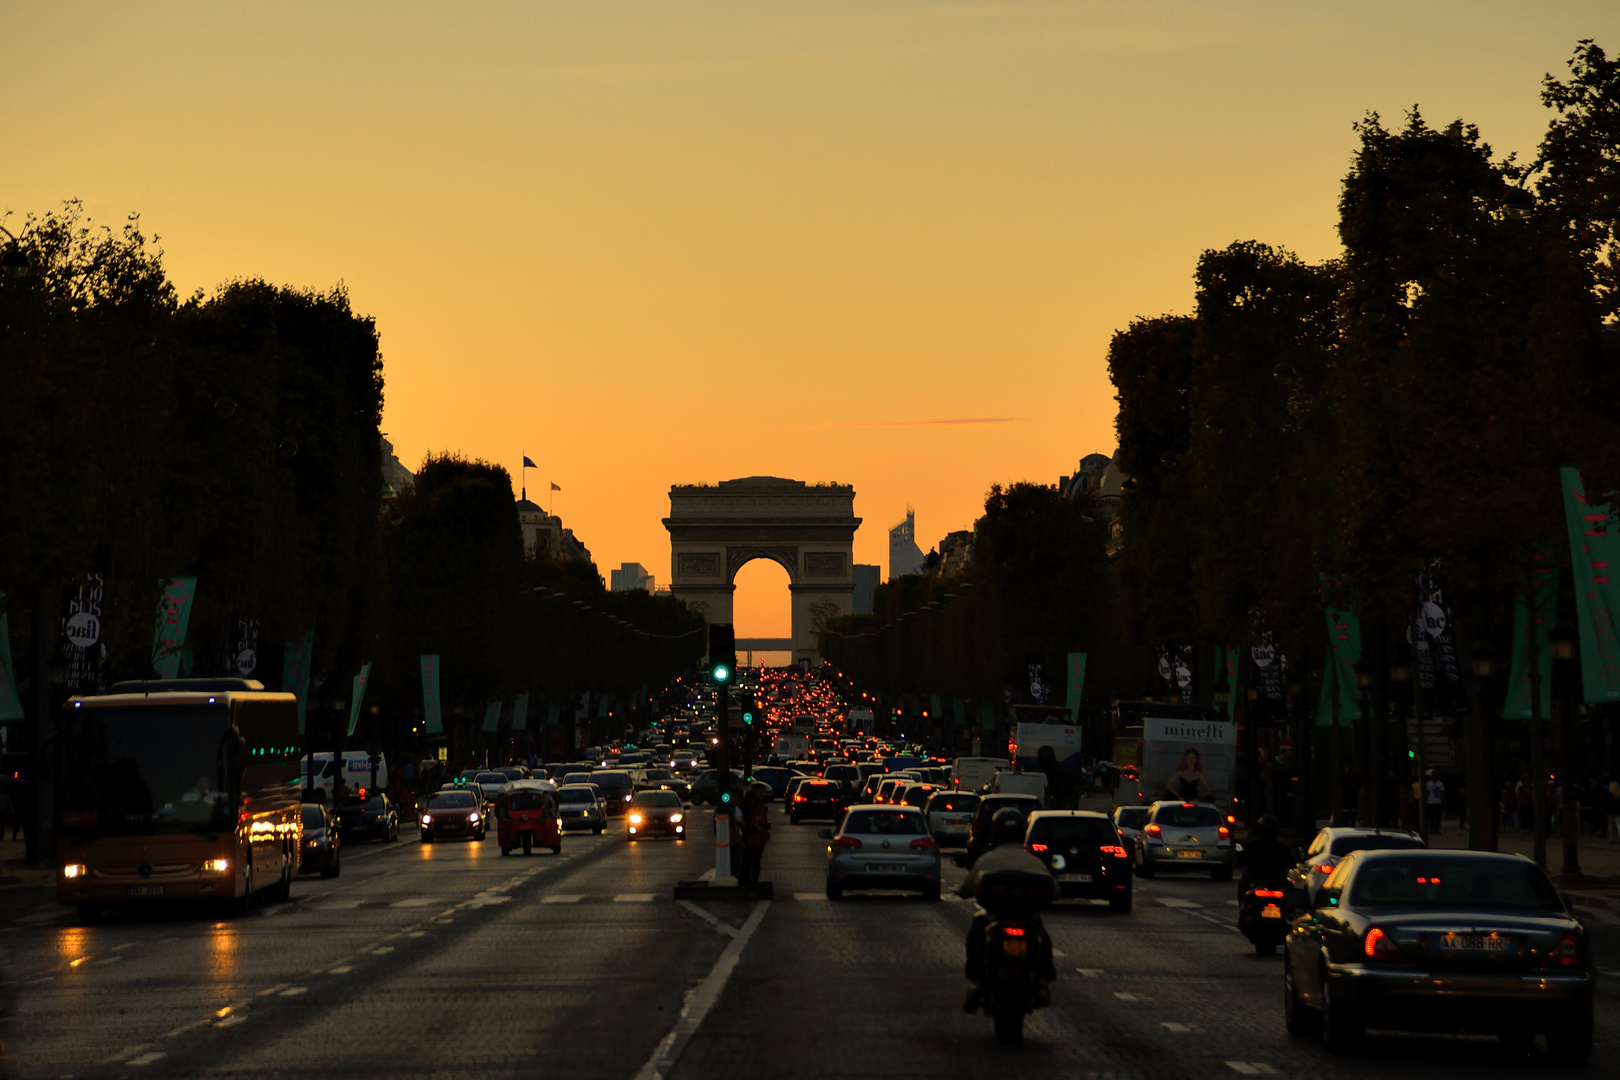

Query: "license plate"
left=1058, top=873, right=1093, bottom=883
left=1437, top=933, right=1509, bottom=953
left=865, top=863, right=906, bottom=874
left=126, top=886, right=164, bottom=896
left=1001, top=939, right=1028, bottom=958
left=1262, top=904, right=1282, bottom=918
left=1174, top=849, right=1205, bottom=859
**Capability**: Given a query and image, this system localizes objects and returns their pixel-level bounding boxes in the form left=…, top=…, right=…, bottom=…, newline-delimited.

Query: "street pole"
left=1328, top=661, right=1343, bottom=825
left=1551, top=620, right=1581, bottom=878
left=714, top=679, right=734, bottom=884
left=1528, top=609, right=1548, bottom=871
left=31, top=586, right=61, bottom=869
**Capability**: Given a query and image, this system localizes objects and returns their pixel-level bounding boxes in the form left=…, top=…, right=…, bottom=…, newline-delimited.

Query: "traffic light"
left=708, top=623, right=735, bottom=685
left=718, top=787, right=735, bottom=806
left=740, top=692, right=756, bottom=727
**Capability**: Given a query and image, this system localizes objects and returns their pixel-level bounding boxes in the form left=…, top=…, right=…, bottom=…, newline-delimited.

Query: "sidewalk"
left=0, top=839, right=53, bottom=892
left=1421, top=823, right=1620, bottom=916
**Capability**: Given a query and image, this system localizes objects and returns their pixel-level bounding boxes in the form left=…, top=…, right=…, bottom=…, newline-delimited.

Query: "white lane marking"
left=614, top=893, right=655, bottom=903
left=257, top=984, right=288, bottom=997
left=279, top=986, right=307, bottom=997
left=634, top=901, right=770, bottom=1080
left=1600, top=969, right=1620, bottom=977
left=101, top=1045, right=150, bottom=1064
left=793, top=892, right=828, bottom=902
left=392, top=897, right=436, bottom=907
left=371, top=946, right=394, bottom=956
left=1114, top=992, right=1147, bottom=1001
left=407, top=930, right=427, bottom=938
left=1225, top=1064, right=1275, bottom=1075
left=676, top=899, right=739, bottom=938
left=315, top=899, right=364, bottom=910
left=700, top=867, right=715, bottom=882
left=99, top=954, right=123, bottom=963
left=466, top=895, right=513, bottom=908
left=161, top=1019, right=209, bottom=1039
left=1075, top=967, right=1105, bottom=977
left=127, top=1051, right=167, bottom=1066
left=328, top=965, right=353, bottom=974
left=13, top=912, right=61, bottom=924
left=1161, top=1022, right=1193, bottom=1033
left=1051, top=949, right=1067, bottom=958
left=1156, top=898, right=1202, bottom=908
left=542, top=894, right=584, bottom=904
left=215, top=1014, right=247, bottom=1028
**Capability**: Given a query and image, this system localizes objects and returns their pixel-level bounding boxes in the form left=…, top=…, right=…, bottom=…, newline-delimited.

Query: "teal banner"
left=512, top=692, right=529, bottom=732
left=929, top=694, right=943, bottom=720
left=420, top=654, right=443, bottom=734
left=597, top=694, right=610, bottom=719
left=1316, top=604, right=1363, bottom=725
left=1503, top=552, right=1556, bottom=720
left=346, top=661, right=372, bottom=737
left=1560, top=466, right=1620, bottom=701
left=481, top=699, right=501, bottom=734
left=979, top=697, right=999, bottom=732
left=546, top=702, right=560, bottom=727
left=281, top=630, right=314, bottom=734
left=0, top=595, right=23, bottom=721
left=953, top=697, right=966, bottom=727
left=151, top=577, right=197, bottom=680
left=1065, top=652, right=1088, bottom=721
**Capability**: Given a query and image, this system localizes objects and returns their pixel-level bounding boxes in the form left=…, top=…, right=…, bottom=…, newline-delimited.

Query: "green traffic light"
left=719, top=790, right=733, bottom=804
left=712, top=664, right=731, bottom=684
left=742, top=712, right=754, bottom=725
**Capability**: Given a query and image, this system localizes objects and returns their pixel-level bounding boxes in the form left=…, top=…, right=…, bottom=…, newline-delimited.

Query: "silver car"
left=822, top=805, right=942, bottom=900
left=556, top=784, right=606, bottom=834
left=1110, top=805, right=1151, bottom=858
left=924, top=791, right=979, bottom=847
left=1134, top=800, right=1233, bottom=880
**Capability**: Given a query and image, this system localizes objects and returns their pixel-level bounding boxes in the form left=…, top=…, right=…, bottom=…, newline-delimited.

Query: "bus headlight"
left=205, top=857, right=231, bottom=873
left=62, top=863, right=87, bottom=879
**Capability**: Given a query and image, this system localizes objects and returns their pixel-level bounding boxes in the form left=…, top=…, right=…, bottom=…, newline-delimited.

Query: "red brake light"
left=1002, top=926, right=1026, bottom=937
left=1315, top=863, right=1334, bottom=874
left=1543, top=932, right=1582, bottom=968
left=794, top=794, right=806, bottom=802
left=1180, top=802, right=1195, bottom=808
left=1026, top=842, right=1049, bottom=854
left=1100, top=845, right=1128, bottom=858
left=1218, top=826, right=1230, bottom=838
left=909, top=837, right=937, bottom=851
left=1144, top=823, right=1162, bottom=837
left=1254, top=888, right=1285, bottom=898
left=832, top=836, right=862, bottom=849
left=1363, top=927, right=1404, bottom=962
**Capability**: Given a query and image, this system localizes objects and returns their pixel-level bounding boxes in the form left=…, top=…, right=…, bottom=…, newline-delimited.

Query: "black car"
left=789, top=779, right=847, bottom=823
left=964, top=794, right=1042, bottom=864
left=336, top=791, right=398, bottom=842
left=298, top=802, right=341, bottom=877
left=749, top=765, right=795, bottom=797
left=1022, top=810, right=1131, bottom=912
left=690, top=769, right=746, bottom=805
left=627, top=790, right=687, bottom=841
left=1287, top=826, right=1425, bottom=905
left=590, top=770, right=636, bottom=817
left=1283, top=849, right=1593, bottom=1062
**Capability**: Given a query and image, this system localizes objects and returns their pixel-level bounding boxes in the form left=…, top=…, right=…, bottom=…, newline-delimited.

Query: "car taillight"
left=910, top=837, right=937, bottom=851
left=1218, top=826, right=1230, bottom=839
left=1363, top=927, right=1404, bottom=962
left=794, top=794, right=807, bottom=802
left=1543, top=932, right=1582, bottom=968
left=1315, top=863, right=1334, bottom=874
left=1254, top=888, right=1284, bottom=898
left=1002, top=926, right=1026, bottom=937
left=1026, top=842, right=1048, bottom=853
left=833, top=836, right=863, bottom=849
left=1144, top=823, right=1162, bottom=838
left=1099, top=845, right=1128, bottom=858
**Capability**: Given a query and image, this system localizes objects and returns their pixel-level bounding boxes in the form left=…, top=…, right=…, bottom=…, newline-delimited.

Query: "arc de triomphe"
left=664, top=477, right=859, bottom=665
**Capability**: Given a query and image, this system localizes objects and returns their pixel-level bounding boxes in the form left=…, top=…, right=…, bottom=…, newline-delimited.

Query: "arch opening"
left=730, top=557, right=793, bottom=668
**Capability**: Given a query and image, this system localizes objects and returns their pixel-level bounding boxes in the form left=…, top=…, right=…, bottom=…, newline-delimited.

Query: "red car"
left=420, top=791, right=485, bottom=842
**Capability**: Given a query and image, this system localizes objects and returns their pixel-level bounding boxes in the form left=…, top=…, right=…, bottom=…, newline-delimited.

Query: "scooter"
left=976, top=915, right=1054, bottom=1045
left=1237, top=878, right=1293, bottom=954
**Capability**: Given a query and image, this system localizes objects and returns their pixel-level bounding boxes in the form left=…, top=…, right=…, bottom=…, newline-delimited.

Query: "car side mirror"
left=817, top=829, right=833, bottom=840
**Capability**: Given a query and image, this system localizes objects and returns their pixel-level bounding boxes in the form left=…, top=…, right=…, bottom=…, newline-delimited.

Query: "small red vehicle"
left=496, top=785, right=561, bottom=856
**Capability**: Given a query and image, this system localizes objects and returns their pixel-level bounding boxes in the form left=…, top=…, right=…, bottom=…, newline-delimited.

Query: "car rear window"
left=824, top=766, right=860, bottom=781
left=593, top=772, right=632, bottom=791
left=843, top=810, right=926, bottom=835
left=429, top=793, right=474, bottom=809
left=634, top=791, right=682, bottom=808
left=928, top=794, right=979, bottom=813
left=977, top=796, right=1038, bottom=821
left=1330, top=834, right=1426, bottom=857
left=1349, top=856, right=1563, bottom=911
left=558, top=788, right=594, bottom=803
left=901, top=786, right=934, bottom=806
left=1153, top=804, right=1222, bottom=827
left=300, top=805, right=325, bottom=827
left=476, top=773, right=508, bottom=786
left=1114, top=808, right=1149, bottom=829
left=1029, top=817, right=1116, bottom=846
left=562, top=773, right=593, bottom=786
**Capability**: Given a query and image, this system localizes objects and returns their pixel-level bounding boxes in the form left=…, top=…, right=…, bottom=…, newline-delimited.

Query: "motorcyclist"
left=960, top=808, right=1057, bottom=1012
left=1237, top=814, right=1294, bottom=892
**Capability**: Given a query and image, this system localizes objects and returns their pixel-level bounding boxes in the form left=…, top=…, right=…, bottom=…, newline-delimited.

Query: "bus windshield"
left=61, top=705, right=233, bottom=835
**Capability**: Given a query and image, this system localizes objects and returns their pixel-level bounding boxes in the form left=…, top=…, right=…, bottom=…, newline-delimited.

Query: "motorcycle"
left=1236, top=877, right=1293, bottom=954
left=967, top=869, right=1057, bottom=1046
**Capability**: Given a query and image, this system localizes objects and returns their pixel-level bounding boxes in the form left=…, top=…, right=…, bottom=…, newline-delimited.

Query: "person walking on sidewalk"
left=1424, top=770, right=1445, bottom=835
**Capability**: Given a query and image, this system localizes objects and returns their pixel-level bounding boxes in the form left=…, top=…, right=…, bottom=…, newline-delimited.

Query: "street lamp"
left=1469, top=640, right=1495, bottom=679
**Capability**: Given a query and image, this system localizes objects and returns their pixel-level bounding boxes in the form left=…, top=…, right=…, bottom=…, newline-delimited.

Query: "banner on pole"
left=346, top=661, right=372, bottom=737
left=512, top=692, right=529, bottom=731
left=953, top=697, right=966, bottom=727
left=0, top=595, right=24, bottom=722
left=1065, top=652, right=1088, bottom=721
left=482, top=699, right=502, bottom=734
left=150, top=577, right=197, bottom=680
left=546, top=702, right=560, bottom=727
left=1503, top=551, right=1556, bottom=720
left=1560, top=466, right=1620, bottom=700
left=60, top=571, right=107, bottom=691
left=282, top=630, right=314, bottom=734
left=420, top=654, right=443, bottom=734
left=1317, top=603, right=1363, bottom=725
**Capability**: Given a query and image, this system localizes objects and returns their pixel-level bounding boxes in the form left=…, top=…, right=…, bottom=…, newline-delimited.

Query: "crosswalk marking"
left=614, top=893, right=655, bottom=903
left=1161, top=1022, right=1193, bottom=1033
left=542, top=894, right=584, bottom=904
left=1225, top=1063, right=1275, bottom=1075
left=1156, top=898, right=1202, bottom=908
left=392, top=897, right=436, bottom=907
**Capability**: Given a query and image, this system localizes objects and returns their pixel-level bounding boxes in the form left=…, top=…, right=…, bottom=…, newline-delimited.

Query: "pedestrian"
left=1424, top=770, right=1444, bottom=835
left=740, top=786, right=771, bottom=884
left=1499, top=781, right=1518, bottom=835
left=1606, top=780, right=1620, bottom=842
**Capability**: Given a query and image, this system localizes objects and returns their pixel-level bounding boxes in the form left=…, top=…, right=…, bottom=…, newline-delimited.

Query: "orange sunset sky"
left=6, top=2, right=1607, bottom=641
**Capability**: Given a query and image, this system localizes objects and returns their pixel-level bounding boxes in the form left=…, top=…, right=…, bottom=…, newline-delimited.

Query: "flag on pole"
left=522, top=456, right=536, bottom=469
left=550, top=483, right=562, bottom=491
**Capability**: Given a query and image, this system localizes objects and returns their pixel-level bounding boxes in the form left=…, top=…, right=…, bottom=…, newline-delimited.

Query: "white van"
left=299, top=751, right=388, bottom=800
left=989, top=769, right=1049, bottom=805
left=950, top=756, right=1006, bottom=794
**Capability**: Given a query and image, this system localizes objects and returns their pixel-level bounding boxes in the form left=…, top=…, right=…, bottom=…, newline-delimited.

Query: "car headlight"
left=205, top=857, right=231, bottom=873
left=624, top=794, right=632, bottom=802
left=629, top=814, right=643, bottom=825
left=62, top=863, right=87, bottom=879
left=421, top=814, right=433, bottom=824
left=669, top=813, right=683, bottom=823
left=468, top=813, right=480, bottom=824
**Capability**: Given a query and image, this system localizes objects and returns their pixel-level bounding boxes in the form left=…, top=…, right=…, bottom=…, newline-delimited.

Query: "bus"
left=57, top=678, right=303, bottom=921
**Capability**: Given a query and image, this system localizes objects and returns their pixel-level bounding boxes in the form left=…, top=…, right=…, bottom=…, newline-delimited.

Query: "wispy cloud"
left=807, top=417, right=1019, bottom=431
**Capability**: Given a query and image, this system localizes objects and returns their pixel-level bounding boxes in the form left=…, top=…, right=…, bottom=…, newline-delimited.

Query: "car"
left=749, top=765, right=796, bottom=797
left=559, top=772, right=595, bottom=788
left=1109, top=805, right=1151, bottom=857
left=473, top=771, right=514, bottom=802
left=495, top=766, right=529, bottom=783
left=789, top=779, right=848, bottom=823
left=336, top=789, right=399, bottom=842
left=783, top=774, right=814, bottom=807
left=1283, top=849, right=1593, bottom=1063
left=420, top=791, right=485, bottom=842
left=856, top=774, right=886, bottom=803
left=874, top=774, right=920, bottom=804
left=690, top=769, right=746, bottom=805
left=1134, top=800, right=1233, bottom=880
left=965, top=793, right=1042, bottom=864
left=924, top=791, right=978, bottom=847
left=822, top=763, right=862, bottom=791
left=821, top=805, right=941, bottom=900
left=988, top=769, right=1050, bottom=804
left=1023, top=810, right=1132, bottom=911
left=556, top=784, right=607, bottom=834
left=627, top=790, right=686, bottom=841
left=438, top=780, right=488, bottom=815
left=950, top=756, right=1005, bottom=793
left=895, top=782, right=940, bottom=809
left=298, top=802, right=341, bottom=877
left=1288, top=826, right=1426, bottom=906
left=630, top=766, right=691, bottom=802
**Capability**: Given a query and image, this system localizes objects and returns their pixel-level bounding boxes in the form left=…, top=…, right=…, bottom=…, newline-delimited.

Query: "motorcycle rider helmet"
left=1257, top=813, right=1281, bottom=841
left=990, top=808, right=1027, bottom=846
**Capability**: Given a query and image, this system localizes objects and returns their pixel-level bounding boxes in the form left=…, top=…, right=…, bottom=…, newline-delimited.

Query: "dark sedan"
left=420, top=791, right=485, bottom=842
left=336, top=791, right=398, bottom=842
left=1283, top=849, right=1593, bottom=1063
left=1287, top=826, right=1425, bottom=905
left=627, top=790, right=686, bottom=841
left=1023, top=810, right=1132, bottom=912
left=298, top=802, right=341, bottom=878
left=788, top=779, right=847, bottom=823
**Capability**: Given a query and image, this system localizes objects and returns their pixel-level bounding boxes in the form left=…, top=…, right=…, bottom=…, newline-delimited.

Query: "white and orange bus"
left=56, top=679, right=303, bottom=921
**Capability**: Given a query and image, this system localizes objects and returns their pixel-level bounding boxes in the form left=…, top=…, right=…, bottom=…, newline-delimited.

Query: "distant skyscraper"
left=610, top=563, right=654, bottom=592
left=889, top=507, right=924, bottom=579
left=852, top=564, right=881, bottom=614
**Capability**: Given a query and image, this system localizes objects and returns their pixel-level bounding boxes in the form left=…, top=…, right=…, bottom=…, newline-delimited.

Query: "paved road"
left=1, top=813, right=1616, bottom=1079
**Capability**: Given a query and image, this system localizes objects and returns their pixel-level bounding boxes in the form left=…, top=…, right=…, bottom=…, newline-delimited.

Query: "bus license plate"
left=1437, top=933, right=1508, bottom=953
left=1058, top=873, right=1093, bottom=883
left=1175, top=849, right=1205, bottom=859
left=126, top=886, right=164, bottom=896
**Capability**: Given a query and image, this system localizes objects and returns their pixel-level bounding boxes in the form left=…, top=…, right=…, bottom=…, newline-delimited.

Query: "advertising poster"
left=1143, top=715, right=1237, bottom=803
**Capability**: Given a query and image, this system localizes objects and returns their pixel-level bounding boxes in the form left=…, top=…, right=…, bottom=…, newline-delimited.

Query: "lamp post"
left=1353, top=660, right=1375, bottom=827
left=1467, top=641, right=1496, bottom=851
left=1549, top=617, right=1580, bottom=878
left=1388, top=646, right=1413, bottom=832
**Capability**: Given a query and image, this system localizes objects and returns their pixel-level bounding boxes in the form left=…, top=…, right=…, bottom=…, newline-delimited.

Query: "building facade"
left=888, top=507, right=924, bottom=579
